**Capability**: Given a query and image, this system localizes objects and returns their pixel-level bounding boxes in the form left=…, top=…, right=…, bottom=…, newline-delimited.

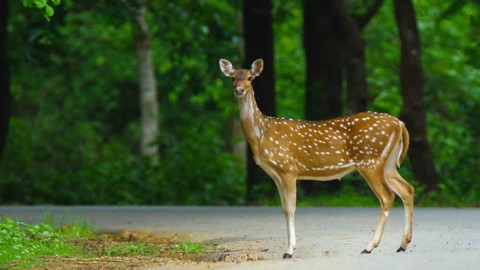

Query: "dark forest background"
left=0, top=0, right=479, bottom=206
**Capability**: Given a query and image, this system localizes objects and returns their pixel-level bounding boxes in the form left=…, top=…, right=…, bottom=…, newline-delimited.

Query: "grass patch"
left=0, top=217, right=93, bottom=269
left=102, top=242, right=161, bottom=257
left=0, top=217, right=212, bottom=270
left=169, top=240, right=208, bottom=254
left=100, top=239, right=208, bottom=257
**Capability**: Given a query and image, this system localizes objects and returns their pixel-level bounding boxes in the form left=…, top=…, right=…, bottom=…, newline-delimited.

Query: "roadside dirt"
left=30, top=230, right=264, bottom=270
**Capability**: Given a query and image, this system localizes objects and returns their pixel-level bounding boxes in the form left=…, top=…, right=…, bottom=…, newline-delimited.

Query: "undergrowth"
left=0, top=217, right=208, bottom=270
left=0, top=217, right=92, bottom=269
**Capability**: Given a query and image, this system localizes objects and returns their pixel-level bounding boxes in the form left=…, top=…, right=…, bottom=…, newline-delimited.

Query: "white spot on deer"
left=254, top=127, right=261, bottom=138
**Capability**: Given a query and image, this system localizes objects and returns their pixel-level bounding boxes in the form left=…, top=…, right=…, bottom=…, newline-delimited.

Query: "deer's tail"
left=398, top=122, right=410, bottom=166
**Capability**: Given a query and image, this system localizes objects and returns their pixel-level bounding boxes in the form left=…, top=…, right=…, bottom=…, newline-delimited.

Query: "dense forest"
left=0, top=0, right=479, bottom=206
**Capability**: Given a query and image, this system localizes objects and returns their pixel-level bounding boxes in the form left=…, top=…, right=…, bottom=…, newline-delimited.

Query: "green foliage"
left=421, top=1, right=480, bottom=205
left=2, top=0, right=244, bottom=205
left=0, top=217, right=91, bottom=269
left=3, top=0, right=480, bottom=206
left=273, top=0, right=305, bottom=119
left=22, top=0, right=61, bottom=21
left=363, top=1, right=480, bottom=205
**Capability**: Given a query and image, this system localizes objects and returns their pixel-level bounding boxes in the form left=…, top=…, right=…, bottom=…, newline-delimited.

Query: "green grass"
left=102, top=242, right=162, bottom=257
left=101, top=240, right=208, bottom=257
left=0, top=217, right=93, bottom=269
left=0, top=217, right=211, bottom=270
left=169, top=240, right=208, bottom=254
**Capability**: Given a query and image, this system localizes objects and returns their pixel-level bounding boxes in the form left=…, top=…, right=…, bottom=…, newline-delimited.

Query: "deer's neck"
left=238, top=90, right=266, bottom=154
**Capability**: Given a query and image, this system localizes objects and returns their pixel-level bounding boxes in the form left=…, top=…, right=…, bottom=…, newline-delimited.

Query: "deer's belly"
left=297, top=166, right=356, bottom=181
left=255, top=152, right=356, bottom=182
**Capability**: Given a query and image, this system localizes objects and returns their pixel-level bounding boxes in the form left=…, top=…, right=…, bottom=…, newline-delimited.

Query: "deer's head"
left=219, top=59, right=263, bottom=97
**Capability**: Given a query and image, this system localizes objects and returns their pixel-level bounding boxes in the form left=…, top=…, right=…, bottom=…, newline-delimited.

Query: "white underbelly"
left=297, top=167, right=356, bottom=181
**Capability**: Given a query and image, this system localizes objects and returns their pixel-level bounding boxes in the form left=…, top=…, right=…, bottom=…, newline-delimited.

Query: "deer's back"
left=256, top=112, right=403, bottom=179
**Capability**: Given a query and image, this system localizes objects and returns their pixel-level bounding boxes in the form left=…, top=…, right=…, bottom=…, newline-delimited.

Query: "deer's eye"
left=247, top=76, right=253, bottom=81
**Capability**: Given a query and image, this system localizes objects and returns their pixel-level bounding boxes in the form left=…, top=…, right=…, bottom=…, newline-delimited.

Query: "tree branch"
left=356, top=0, right=384, bottom=30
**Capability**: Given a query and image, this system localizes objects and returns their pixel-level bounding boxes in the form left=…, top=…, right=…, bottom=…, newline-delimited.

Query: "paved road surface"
left=1, top=206, right=479, bottom=269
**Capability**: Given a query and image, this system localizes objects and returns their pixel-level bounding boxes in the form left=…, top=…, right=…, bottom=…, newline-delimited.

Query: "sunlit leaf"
left=45, top=4, right=54, bottom=17
left=34, top=0, right=46, bottom=9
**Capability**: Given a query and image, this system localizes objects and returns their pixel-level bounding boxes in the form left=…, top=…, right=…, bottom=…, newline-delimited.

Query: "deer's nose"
left=235, top=87, right=245, bottom=96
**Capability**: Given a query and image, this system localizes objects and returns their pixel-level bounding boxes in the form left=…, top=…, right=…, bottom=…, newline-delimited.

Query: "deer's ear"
left=250, top=59, right=264, bottom=78
left=219, top=59, right=235, bottom=77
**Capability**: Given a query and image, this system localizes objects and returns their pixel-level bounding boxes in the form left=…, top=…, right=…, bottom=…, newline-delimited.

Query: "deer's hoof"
left=396, top=247, right=406, bottom=253
left=282, top=253, right=292, bottom=259
left=361, top=249, right=371, bottom=254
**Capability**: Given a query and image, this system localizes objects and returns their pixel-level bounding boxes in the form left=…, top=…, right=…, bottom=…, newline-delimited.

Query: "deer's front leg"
left=274, top=175, right=297, bottom=259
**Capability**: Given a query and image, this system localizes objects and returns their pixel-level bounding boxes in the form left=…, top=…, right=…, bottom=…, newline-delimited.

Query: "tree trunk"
left=302, top=0, right=345, bottom=194
left=302, top=0, right=376, bottom=194
left=243, top=0, right=276, bottom=203
left=0, top=0, right=10, bottom=162
left=226, top=116, right=246, bottom=163
left=226, top=7, right=246, bottom=171
left=335, top=2, right=369, bottom=115
left=345, top=0, right=385, bottom=114
left=132, top=0, right=159, bottom=163
left=303, top=0, right=343, bottom=121
left=393, top=0, right=439, bottom=191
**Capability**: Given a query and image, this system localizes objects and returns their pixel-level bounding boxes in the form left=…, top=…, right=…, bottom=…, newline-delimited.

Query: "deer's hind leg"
left=385, top=169, right=414, bottom=252
left=383, top=138, right=414, bottom=252
left=358, top=167, right=395, bottom=254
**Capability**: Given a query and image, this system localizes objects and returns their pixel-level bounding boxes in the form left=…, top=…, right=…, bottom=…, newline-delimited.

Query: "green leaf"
left=22, top=0, right=32, bottom=8
left=45, top=4, right=54, bottom=17
left=51, top=0, right=61, bottom=6
left=34, top=0, right=46, bottom=9
left=438, top=0, right=469, bottom=21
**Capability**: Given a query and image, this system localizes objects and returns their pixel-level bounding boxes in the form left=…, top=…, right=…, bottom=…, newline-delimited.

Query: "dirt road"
left=1, top=206, right=479, bottom=269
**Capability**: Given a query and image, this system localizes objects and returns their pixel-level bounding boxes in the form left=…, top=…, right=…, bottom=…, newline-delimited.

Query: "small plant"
left=169, top=240, right=208, bottom=254
left=103, top=242, right=161, bottom=257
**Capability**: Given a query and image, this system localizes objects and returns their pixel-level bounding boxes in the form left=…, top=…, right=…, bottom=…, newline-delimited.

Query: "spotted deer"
left=219, top=58, right=414, bottom=258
